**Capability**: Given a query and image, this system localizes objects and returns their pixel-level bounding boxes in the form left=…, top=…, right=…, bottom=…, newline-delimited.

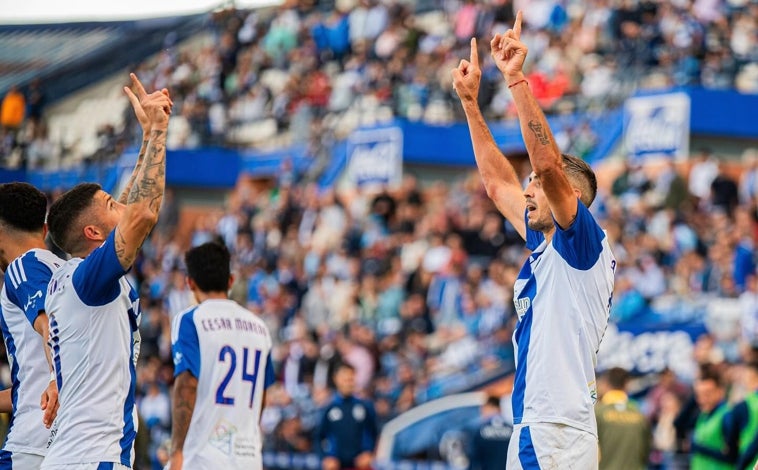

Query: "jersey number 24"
left=216, top=345, right=262, bottom=408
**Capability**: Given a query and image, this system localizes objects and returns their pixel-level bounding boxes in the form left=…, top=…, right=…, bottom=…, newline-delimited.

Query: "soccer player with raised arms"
left=42, top=73, right=171, bottom=469
left=169, top=242, right=275, bottom=470
left=452, top=11, right=616, bottom=469
left=0, top=182, right=63, bottom=469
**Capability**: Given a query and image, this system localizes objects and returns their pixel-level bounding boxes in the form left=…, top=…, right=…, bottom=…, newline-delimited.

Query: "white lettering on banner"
left=597, top=323, right=697, bottom=381
left=624, top=92, right=690, bottom=162
left=347, top=127, right=403, bottom=188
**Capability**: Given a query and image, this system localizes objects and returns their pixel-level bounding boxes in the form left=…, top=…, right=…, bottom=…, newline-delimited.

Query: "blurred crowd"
left=0, top=0, right=757, bottom=467
left=2, top=0, right=758, bottom=168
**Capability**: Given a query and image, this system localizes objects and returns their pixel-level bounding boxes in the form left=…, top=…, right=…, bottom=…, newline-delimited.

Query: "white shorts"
left=41, top=463, right=130, bottom=470
left=506, top=423, right=598, bottom=470
left=0, top=451, right=44, bottom=469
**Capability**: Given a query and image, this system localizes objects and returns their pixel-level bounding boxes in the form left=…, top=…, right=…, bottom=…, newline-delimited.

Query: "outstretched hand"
left=451, top=38, right=482, bottom=103
left=490, top=10, right=528, bottom=80
left=123, top=73, right=173, bottom=129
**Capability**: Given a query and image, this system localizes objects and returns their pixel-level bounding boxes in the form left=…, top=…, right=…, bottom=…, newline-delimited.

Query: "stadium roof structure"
left=0, top=15, right=208, bottom=99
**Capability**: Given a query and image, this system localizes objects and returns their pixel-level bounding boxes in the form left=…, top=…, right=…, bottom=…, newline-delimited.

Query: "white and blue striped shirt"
left=512, top=200, right=615, bottom=436
left=0, top=249, right=62, bottom=458
left=43, top=231, right=141, bottom=467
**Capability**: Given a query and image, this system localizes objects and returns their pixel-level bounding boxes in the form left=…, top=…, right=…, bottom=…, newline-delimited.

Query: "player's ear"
left=82, top=224, right=103, bottom=242
left=228, top=274, right=235, bottom=291
left=186, top=277, right=198, bottom=291
left=42, top=223, right=49, bottom=240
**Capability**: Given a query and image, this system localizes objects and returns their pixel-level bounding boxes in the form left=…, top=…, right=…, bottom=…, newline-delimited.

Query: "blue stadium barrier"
left=261, top=453, right=453, bottom=470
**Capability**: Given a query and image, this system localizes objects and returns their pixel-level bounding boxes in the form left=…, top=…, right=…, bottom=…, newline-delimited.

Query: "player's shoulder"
left=170, top=304, right=201, bottom=341
left=5, top=249, right=62, bottom=288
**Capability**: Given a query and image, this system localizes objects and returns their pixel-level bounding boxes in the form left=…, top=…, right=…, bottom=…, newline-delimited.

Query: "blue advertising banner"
left=346, top=126, right=403, bottom=189
left=597, top=321, right=706, bottom=382
left=624, top=92, right=691, bottom=162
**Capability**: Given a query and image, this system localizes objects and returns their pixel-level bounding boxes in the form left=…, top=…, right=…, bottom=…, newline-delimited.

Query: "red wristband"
left=508, top=79, right=528, bottom=89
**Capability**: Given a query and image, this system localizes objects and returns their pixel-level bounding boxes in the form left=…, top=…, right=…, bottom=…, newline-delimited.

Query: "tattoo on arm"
left=126, top=131, right=166, bottom=210
left=171, top=374, right=197, bottom=455
left=114, top=229, right=135, bottom=268
left=528, top=120, right=551, bottom=146
left=117, top=139, right=149, bottom=204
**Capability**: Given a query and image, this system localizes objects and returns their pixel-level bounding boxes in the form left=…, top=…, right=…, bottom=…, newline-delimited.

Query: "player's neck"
left=195, top=291, right=228, bottom=303
left=5, top=234, right=47, bottom=261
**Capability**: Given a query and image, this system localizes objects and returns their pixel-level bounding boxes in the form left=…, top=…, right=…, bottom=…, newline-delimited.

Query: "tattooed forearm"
left=171, top=374, right=197, bottom=454
left=528, top=120, right=551, bottom=146
left=126, top=130, right=166, bottom=210
left=118, top=139, right=149, bottom=204
left=114, top=230, right=135, bottom=268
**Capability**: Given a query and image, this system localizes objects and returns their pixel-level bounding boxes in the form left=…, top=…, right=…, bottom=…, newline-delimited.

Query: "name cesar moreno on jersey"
left=200, top=317, right=267, bottom=335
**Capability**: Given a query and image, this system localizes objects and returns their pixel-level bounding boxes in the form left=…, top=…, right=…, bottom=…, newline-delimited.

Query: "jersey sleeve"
left=264, top=351, right=275, bottom=389
left=4, top=256, right=53, bottom=326
left=552, top=199, right=605, bottom=270
left=72, top=230, right=127, bottom=307
left=172, top=310, right=201, bottom=378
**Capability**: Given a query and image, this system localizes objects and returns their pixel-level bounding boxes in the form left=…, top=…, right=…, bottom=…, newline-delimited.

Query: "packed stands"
left=0, top=0, right=758, bottom=468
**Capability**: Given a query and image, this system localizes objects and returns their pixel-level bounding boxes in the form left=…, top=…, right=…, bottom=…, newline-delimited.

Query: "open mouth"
left=526, top=204, right=537, bottom=212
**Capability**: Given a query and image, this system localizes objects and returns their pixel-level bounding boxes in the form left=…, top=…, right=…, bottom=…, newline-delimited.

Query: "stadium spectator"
left=0, top=85, right=25, bottom=132
left=452, top=12, right=615, bottom=469
left=690, top=364, right=732, bottom=469
left=317, top=362, right=378, bottom=470
left=467, top=395, right=511, bottom=470
left=169, top=241, right=275, bottom=469
left=724, top=361, right=758, bottom=470
left=595, top=367, right=651, bottom=470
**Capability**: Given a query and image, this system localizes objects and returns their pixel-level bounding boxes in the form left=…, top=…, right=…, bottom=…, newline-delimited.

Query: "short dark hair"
left=484, top=395, right=501, bottom=409
left=333, top=362, right=356, bottom=377
left=562, top=153, right=597, bottom=208
left=47, top=183, right=101, bottom=253
left=185, top=242, right=231, bottom=292
left=698, top=363, right=724, bottom=387
left=605, top=367, right=629, bottom=390
left=0, top=182, right=47, bottom=232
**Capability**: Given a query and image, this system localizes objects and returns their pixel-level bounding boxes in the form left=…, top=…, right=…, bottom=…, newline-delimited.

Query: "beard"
left=527, top=213, right=554, bottom=233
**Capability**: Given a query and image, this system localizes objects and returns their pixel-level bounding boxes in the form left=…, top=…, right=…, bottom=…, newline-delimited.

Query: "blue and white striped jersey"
left=0, top=249, right=62, bottom=457
left=172, top=299, right=275, bottom=470
left=43, top=231, right=141, bottom=467
left=512, top=200, right=615, bottom=437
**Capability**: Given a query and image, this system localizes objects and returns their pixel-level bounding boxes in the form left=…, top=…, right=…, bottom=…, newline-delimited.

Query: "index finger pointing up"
left=129, top=73, right=148, bottom=100
left=470, top=37, right=479, bottom=66
left=514, top=10, right=523, bottom=39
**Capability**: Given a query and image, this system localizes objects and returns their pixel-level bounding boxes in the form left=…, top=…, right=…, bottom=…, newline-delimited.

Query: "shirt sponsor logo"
left=514, top=297, right=531, bottom=320
left=25, top=290, right=42, bottom=311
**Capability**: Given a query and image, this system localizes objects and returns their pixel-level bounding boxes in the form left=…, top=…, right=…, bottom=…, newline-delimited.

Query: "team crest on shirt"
left=352, top=404, right=365, bottom=422
left=328, top=408, right=343, bottom=421
left=209, top=419, right=237, bottom=455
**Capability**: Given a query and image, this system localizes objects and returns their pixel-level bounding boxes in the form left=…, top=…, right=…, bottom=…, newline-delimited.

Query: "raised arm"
left=452, top=38, right=526, bottom=240
left=118, top=75, right=153, bottom=204
left=491, top=11, right=578, bottom=229
left=115, top=74, right=172, bottom=269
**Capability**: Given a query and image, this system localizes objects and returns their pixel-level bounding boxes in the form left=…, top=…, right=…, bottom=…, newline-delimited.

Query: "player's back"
left=43, top=240, right=141, bottom=467
left=172, top=299, right=274, bottom=470
left=0, top=249, right=62, bottom=458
